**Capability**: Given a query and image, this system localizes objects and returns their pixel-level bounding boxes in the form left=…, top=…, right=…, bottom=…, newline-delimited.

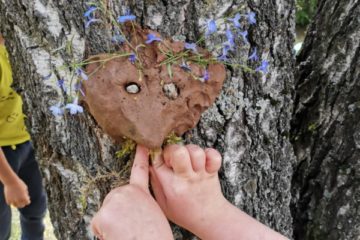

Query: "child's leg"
left=151, top=144, right=288, bottom=240
left=16, top=142, right=47, bottom=240
left=0, top=186, right=11, bottom=240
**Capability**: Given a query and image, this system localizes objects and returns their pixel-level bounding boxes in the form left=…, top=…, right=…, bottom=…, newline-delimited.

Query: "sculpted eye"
left=163, top=83, right=179, bottom=100
left=125, top=82, right=141, bottom=94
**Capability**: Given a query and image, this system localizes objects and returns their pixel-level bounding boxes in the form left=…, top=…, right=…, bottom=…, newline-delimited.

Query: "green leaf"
left=167, top=63, right=173, bottom=79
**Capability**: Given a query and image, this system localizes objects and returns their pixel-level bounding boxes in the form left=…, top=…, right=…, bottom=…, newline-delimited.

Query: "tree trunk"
left=291, top=0, right=360, bottom=239
left=0, top=0, right=296, bottom=239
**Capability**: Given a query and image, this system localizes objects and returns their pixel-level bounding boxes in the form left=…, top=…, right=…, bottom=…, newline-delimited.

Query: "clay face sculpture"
left=82, top=25, right=226, bottom=149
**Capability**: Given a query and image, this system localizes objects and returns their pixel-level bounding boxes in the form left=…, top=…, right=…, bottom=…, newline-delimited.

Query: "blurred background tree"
left=296, top=0, right=318, bottom=27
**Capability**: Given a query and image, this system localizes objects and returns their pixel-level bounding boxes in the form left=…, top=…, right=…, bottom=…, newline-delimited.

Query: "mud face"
left=82, top=27, right=226, bottom=149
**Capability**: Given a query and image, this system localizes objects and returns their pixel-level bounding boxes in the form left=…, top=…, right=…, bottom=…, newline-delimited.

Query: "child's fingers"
left=149, top=167, right=167, bottom=210
left=129, top=145, right=150, bottom=191
left=163, top=145, right=193, bottom=176
left=151, top=151, right=172, bottom=187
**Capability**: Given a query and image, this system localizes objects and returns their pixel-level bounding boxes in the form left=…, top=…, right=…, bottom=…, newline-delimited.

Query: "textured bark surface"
left=291, top=0, right=360, bottom=239
left=0, top=0, right=295, bottom=239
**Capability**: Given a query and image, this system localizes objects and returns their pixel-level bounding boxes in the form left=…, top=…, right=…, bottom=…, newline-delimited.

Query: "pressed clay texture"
left=83, top=25, right=226, bottom=148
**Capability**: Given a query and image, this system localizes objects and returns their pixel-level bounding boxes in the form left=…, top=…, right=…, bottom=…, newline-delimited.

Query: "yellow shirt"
left=0, top=45, right=30, bottom=146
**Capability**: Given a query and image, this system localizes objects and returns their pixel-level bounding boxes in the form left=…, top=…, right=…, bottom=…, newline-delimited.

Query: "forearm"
left=197, top=200, right=288, bottom=240
left=0, top=147, right=19, bottom=185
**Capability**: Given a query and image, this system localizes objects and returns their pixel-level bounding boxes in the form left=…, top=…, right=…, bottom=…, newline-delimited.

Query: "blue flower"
left=247, top=11, right=256, bottom=25
left=117, top=14, right=136, bottom=23
left=74, top=82, right=85, bottom=96
left=84, top=6, right=97, bottom=18
left=49, top=104, right=64, bottom=117
left=248, top=48, right=258, bottom=61
left=57, top=79, right=67, bottom=92
left=65, top=98, right=83, bottom=115
left=184, top=42, right=198, bottom=53
left=180, top=62, right=192, bottom=72
left=129, top=52, right=136, bottom=64
left=228, top=13, right=241, bottom=29
left=202, top=69, right=209, bottom=82
left=256, top=60, right=269, bottom=74
left=239, top=30, right=248, bottom=44
left=145, top=34, right=162, bottom=44
left=205, top=19, right=217, bottom=36
left=226, top=28, right=235, bottom=49
left=85, top=18, right=102, bottom=28
left=75, top=68, right=88, bottom=81
left=218, top=44, right=231, bottom=61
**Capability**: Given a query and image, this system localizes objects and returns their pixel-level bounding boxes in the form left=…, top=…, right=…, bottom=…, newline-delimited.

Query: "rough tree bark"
left=0, top=0, right=295, bottom=239
left=291, top=0, right=360, bottom=239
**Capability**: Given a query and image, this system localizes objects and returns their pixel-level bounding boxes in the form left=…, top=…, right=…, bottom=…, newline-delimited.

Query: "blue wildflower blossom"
left=239, top=30, right=248, bottom=44
left=256, top=60, right=269, bottom=74
left=145, top=34, right=162, bottom=44
left=129, top=52, right=136, bottom=64
left=57, top=79, right=66, bottom=92
left=84, top=6, right=97, bottom=18
left=248, top=48, right=258, bottom=61
left=117, top=14, right=136, bottom=23
left=202, top=69, right=210, bottom=82
left=49, top=104, right=64, bottom=117
left=74, top=82, right=85, bottom=96
left=228, top=13, right=241, bottom=29
left=65, top=98, right=83, bottom=115
left=84, top=5, right=102, bottom=28
left=218, top=44, right=231, bottom=61
left=205, top=19, right=217, bottom=36
left=247, top=11, right=256, bottom=25
left=180, top=62, right=192, bottom=72
left=85, top=18, right=102, bottom=28
left=184, top=42, right=198, bottom=53
left=75, top=68, right=88, bottom=81
left=226, top=28, right=235, bottom=49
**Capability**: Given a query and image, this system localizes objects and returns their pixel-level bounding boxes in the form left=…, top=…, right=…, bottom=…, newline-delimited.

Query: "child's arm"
left=0, top=35, right=30, bottom=208
left=0, top=147, right=30, bottom=208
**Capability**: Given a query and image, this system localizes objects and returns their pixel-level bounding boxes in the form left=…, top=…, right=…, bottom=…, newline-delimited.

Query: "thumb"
left=129, top=145, right=150, bottom=191
left=151, top=150, right=172, bottom=188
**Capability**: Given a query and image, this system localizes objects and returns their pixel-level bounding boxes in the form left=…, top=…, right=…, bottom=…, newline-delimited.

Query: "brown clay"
left=82, top=25, right=226, bottom=149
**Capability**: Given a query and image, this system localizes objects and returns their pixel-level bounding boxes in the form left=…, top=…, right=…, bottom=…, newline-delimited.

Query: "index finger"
left=129, top=145, right=150, bottom=190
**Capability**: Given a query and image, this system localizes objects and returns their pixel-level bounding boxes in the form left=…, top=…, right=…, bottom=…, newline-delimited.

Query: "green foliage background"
left=296, top=0, right=318, bottom=26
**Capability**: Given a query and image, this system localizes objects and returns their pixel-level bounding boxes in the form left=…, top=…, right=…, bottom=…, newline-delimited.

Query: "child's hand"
left=91, top=145, right=173, bottom=240
left=4, top=177, right=31, bottom=208
left=150, top=144, right=226, bottom=237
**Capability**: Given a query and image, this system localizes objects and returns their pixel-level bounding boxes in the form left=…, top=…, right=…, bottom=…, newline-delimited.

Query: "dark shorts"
left=0, top=141, right=47, bottom=240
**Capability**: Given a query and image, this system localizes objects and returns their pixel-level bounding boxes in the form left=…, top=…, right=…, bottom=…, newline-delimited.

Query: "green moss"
left=116, top=139, right=136, bottom=158
left=308, top=122, right=318, bottom=132
left=164, top=132, right=183, bottom=145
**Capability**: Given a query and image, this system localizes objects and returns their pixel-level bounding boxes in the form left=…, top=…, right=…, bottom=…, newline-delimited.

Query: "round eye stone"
left=163, top=83, right=179, bottom=100
left=126, top=83, right=140, bottom=94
